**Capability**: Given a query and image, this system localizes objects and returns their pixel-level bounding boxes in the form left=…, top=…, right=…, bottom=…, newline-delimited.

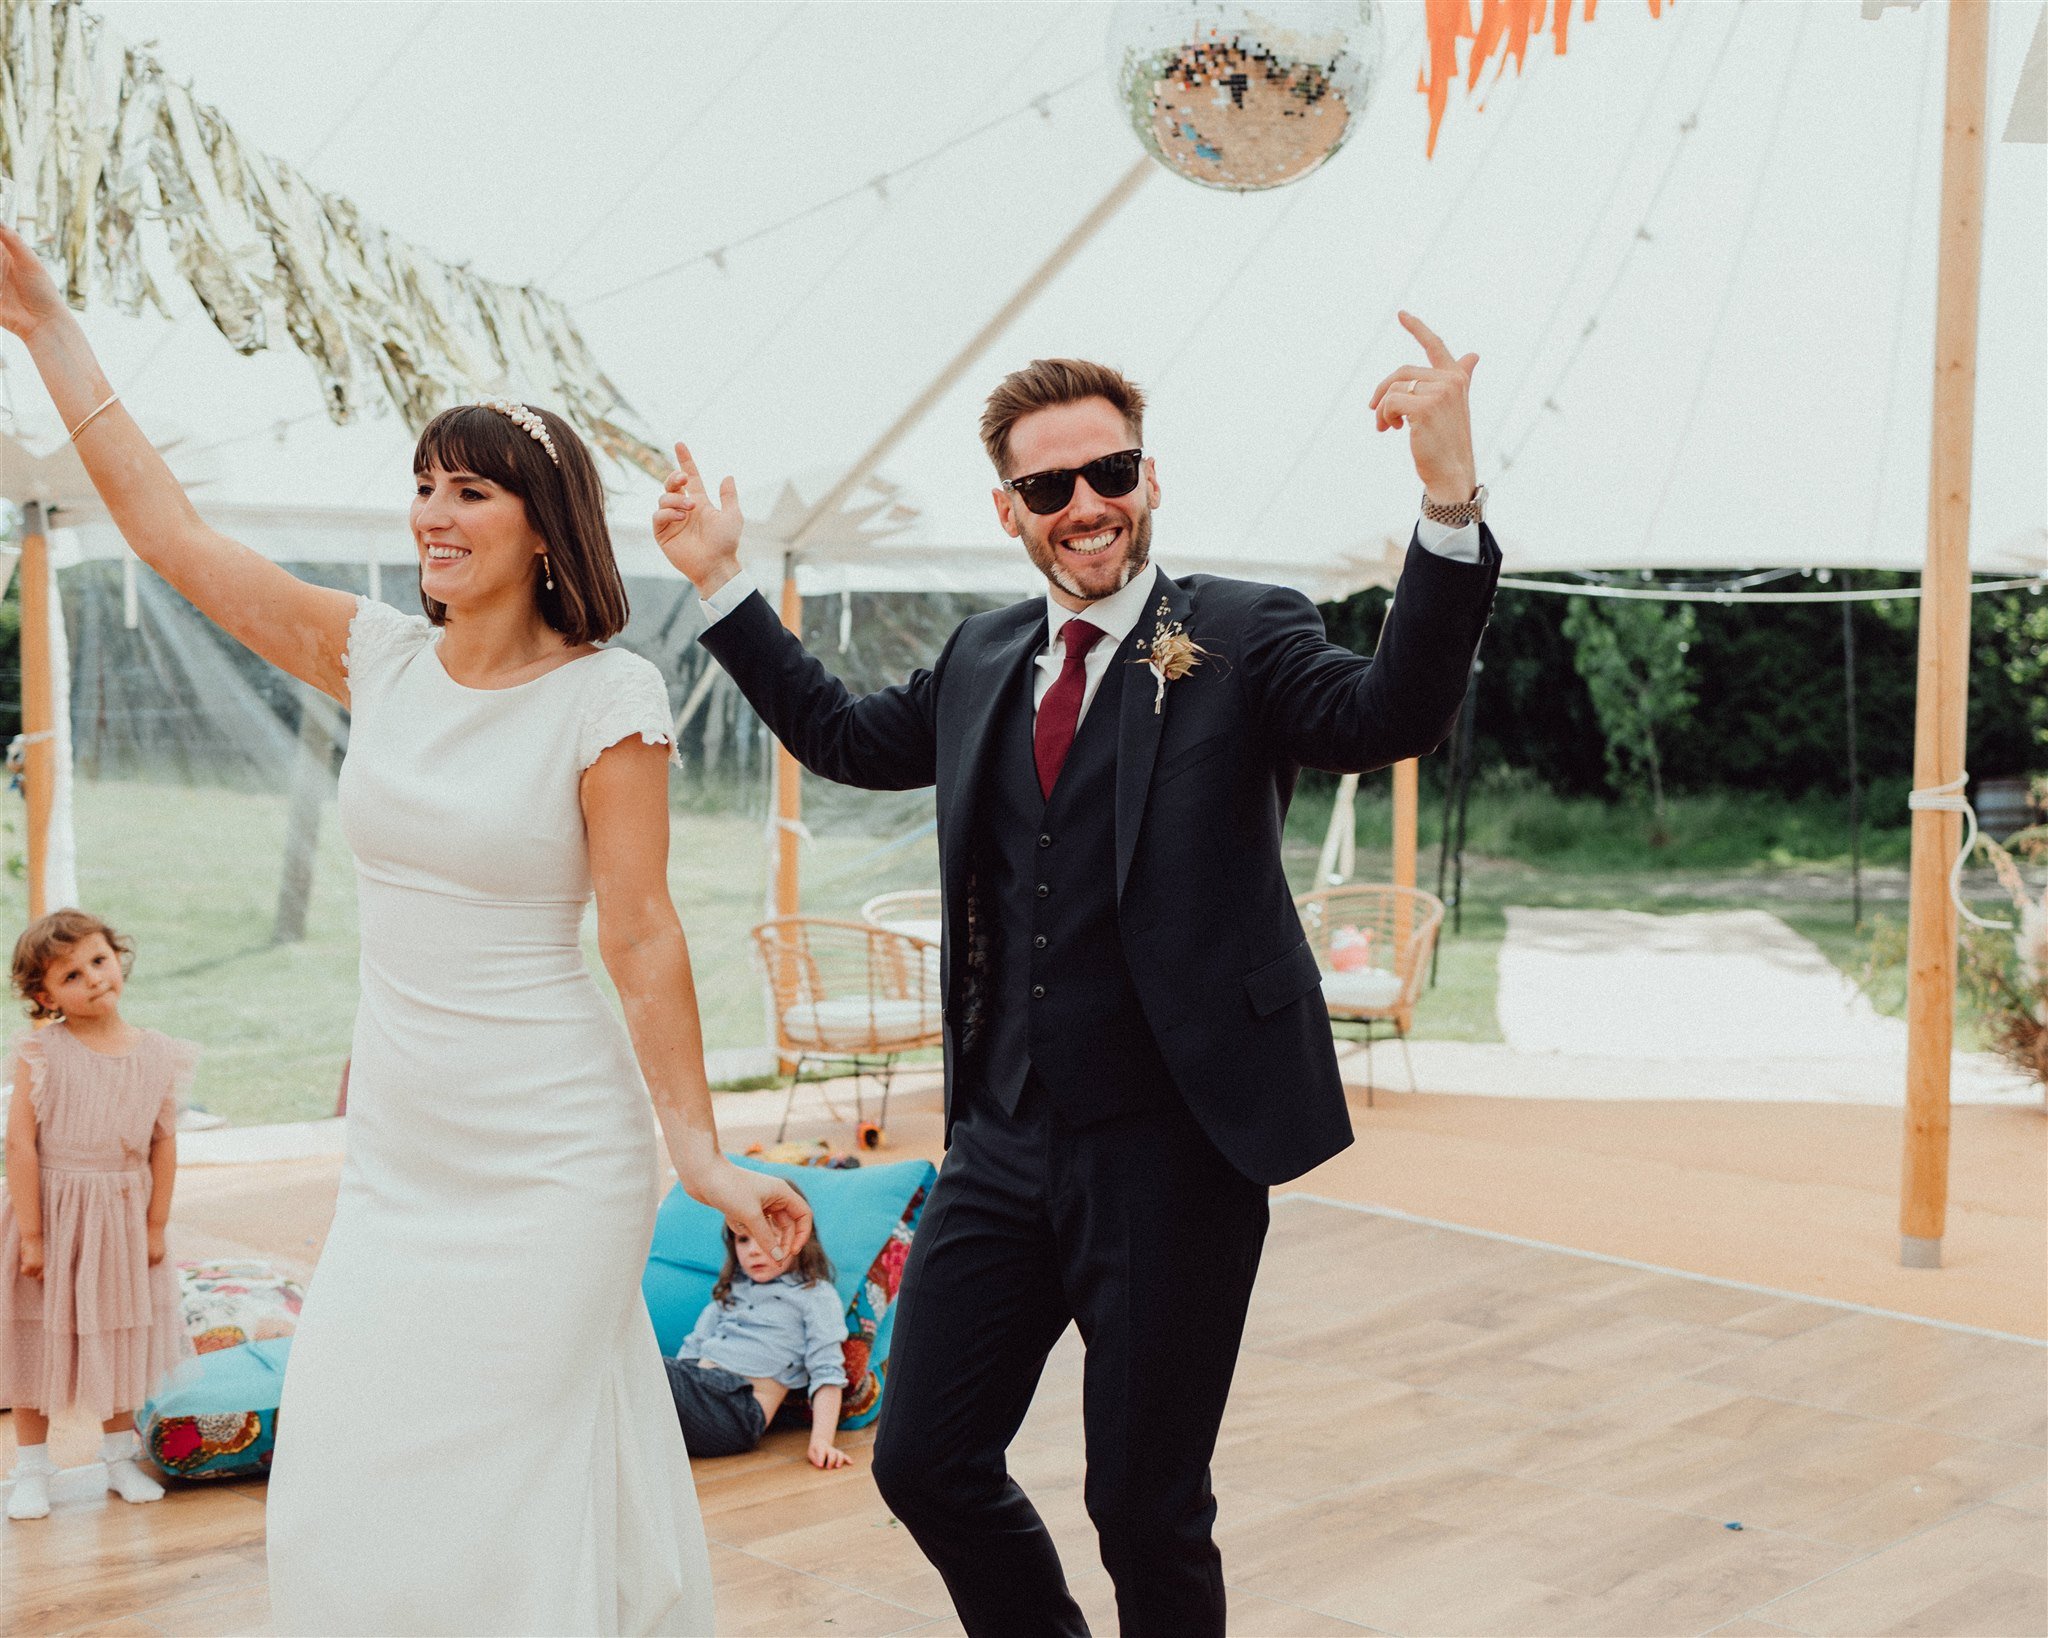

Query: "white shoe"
left=6, top=1468, right=51, bottom=1520
left=107, top=1456, right=165, bottom=1504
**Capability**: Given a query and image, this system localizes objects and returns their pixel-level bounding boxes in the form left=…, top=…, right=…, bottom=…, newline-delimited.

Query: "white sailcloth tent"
left=7, top=0, right=2041, bottom=595
left=0, top=0, right=2042, bottom=1094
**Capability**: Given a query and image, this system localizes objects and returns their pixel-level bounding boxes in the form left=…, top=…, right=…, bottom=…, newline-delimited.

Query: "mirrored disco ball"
left=1110, top=2, right=1385, bottom=192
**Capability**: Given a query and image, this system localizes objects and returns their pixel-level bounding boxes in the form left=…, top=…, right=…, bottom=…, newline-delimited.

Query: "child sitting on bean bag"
left=665, top=1183, right=851, bottom=1469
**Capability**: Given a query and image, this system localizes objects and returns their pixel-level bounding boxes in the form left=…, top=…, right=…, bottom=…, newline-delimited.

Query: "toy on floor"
left=744, top=1138, right=862, bottom=1169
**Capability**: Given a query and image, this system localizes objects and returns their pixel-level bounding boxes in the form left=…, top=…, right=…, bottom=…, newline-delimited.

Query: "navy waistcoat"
left=963, top=642, right=1177, bottom=1124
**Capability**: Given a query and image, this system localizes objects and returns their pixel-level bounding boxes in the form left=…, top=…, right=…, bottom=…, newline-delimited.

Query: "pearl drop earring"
left=542, top=552, right=554, bottom=592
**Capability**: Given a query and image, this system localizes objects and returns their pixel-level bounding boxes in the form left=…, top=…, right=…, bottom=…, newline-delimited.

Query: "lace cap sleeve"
left=342, top=596, right=432, bottom=698
left=576, top=650, right=678, bottom=772
left=13, top=1032, right=48, bottom=1116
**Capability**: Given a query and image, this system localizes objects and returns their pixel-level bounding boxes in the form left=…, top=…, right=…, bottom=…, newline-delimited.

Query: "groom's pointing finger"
left=1398, top=310, right=1456, bottom=369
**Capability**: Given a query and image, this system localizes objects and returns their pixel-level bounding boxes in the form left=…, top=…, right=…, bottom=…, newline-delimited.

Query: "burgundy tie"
left=1034, top=619, right=1105, bottom=797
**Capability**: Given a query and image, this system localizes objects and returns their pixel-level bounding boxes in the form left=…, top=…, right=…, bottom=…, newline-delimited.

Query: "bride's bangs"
left=413, top=406, right=532, bottom=493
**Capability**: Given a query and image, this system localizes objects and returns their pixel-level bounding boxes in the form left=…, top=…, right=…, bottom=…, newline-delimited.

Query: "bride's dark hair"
left=412, top=403, right=628, bottom=644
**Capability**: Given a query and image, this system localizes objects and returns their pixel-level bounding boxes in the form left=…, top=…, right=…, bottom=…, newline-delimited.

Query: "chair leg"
left=1362, top=1026, right=1376, bottom=1109
left=878, top=1058, right=894, bottom=1140
left=775, top=1057, right=804, bottom=1143
left=1397, top=1028, right=1419, bottom=1097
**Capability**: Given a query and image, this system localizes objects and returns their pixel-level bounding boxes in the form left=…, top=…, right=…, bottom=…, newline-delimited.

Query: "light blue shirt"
left=676, top=1273, right=849, bottom=1392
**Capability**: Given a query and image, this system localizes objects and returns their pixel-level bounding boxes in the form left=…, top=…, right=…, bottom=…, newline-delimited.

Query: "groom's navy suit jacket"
left=701, top=531, right=1501, bottom=1185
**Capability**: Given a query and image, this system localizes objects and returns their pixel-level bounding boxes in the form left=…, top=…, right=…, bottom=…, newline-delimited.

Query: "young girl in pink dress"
left=2, top=910, right=194, bottom=1521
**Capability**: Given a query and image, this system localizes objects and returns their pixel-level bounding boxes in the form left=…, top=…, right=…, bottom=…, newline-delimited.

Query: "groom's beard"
left=1027, top=505, right=1153, bottom=604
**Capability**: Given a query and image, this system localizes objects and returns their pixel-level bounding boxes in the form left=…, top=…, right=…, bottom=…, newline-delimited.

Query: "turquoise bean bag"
left=139, top=1336, right=290, bottom=1481
left=641, top=1156, right=936, bottom=1431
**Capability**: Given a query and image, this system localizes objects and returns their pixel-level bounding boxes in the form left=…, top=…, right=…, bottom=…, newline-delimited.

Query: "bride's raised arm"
left=0, top=223, right=356, bottom=702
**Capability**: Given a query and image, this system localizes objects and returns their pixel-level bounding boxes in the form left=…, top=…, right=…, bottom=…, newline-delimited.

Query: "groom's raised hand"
left=1369, top=311, right=1480, bottom=509
left=653, top=439, right=745, bottom=600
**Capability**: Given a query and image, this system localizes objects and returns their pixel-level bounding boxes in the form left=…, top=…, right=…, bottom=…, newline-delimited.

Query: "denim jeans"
left=663, top=1357, right=768, bottom=1457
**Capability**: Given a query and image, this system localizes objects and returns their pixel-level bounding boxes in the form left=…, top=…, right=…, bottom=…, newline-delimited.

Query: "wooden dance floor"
left=3, top=1195, right=2043, bottom=1636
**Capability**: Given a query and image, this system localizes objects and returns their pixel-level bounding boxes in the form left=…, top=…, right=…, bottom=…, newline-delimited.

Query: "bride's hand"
left=692, top=1160, right=814, bottom=1263
left=0, top=222, right=71, bottom=343
left=652, top=439, right=744, bottom=599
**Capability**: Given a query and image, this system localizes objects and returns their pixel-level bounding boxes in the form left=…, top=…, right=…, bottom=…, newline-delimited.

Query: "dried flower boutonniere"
left=1132, top=597, right=1213, bottom=714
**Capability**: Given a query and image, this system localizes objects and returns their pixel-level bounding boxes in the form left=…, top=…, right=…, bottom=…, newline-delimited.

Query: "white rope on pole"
left=1906, top=773, right=2013, bottom=931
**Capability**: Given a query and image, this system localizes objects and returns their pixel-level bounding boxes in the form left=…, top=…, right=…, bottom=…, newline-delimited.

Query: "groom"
left=656, top=312, right=1500, bottom=1636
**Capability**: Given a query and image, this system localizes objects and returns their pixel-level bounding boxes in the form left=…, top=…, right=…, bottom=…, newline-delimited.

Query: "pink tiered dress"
left=0, top=1023, right=195, bottom=1418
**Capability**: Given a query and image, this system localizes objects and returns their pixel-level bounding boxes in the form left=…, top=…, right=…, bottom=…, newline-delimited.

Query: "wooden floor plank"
left=4, top=1196, right=2041, bottom=1637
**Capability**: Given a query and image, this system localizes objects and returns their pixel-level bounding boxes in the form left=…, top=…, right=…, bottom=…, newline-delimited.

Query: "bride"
left=0, top=223, right=807, bottom=1635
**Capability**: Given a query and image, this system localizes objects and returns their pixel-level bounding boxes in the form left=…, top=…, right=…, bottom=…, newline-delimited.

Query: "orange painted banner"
left=1424, top=0, right=1670, bottom=154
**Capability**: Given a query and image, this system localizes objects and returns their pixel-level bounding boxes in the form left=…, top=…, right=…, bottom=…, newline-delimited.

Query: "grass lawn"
left=1, top=780, right=940, bottom=1127
left=0, top=778, right=2003, bottom=1127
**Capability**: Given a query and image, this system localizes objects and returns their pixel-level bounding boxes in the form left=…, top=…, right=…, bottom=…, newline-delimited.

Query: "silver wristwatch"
left=1421, top=483, right=1487, bottom=528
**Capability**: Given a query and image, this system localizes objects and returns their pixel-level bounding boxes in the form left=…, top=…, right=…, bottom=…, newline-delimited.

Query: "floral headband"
left=478, top=397, right=560, bottom=467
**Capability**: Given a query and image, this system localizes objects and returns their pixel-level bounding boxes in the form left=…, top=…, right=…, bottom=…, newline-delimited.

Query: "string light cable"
left=1152, top=10, right=1429, bottom=390
left=1477, top=1, right=1699, bottom=462
left=1639, top=1, right=1814, bottom=550
left=1494, top=572, right=2046, bottom=604
left=1496, top=0, right=1754, bottom=477
left=577, top=67, right=1104, bottom=309
left=681, top=8, right=1084, bottom=425
left=1239, top=43, right=1537, bottom=550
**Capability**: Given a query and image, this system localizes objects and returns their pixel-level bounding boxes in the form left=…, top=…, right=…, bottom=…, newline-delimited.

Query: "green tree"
left=1562, top=596, right=1698, bottom=820
left=1977, top=591, right=2048, bottom=759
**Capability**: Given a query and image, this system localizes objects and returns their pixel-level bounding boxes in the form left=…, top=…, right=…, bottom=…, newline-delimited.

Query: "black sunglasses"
left=1001, top=449, right=1145, bottom=516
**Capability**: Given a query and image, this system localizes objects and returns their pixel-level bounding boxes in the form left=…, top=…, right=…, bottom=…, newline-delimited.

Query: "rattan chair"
left=1294, top=884, right=1445, bottom=1105
left=859, top=889, right=944, bottom=943
left=750, top=917, right=944, bottom=1143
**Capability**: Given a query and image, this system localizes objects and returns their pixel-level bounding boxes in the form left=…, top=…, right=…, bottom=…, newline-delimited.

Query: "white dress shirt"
left=697, top=515, right=1484, bottom=735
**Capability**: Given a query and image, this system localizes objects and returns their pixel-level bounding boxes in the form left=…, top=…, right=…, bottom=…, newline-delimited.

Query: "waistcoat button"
left=1031, top=984, right=1046, bottom=1000
left=1036, top=884, right=1049, bottom=898
left=1038, top=834, right=1052, bottom=848
left=1033, top=935, right=1047, bottom=950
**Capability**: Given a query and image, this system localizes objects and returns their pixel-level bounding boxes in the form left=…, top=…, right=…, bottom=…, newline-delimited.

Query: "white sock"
left=103, top=1431, right=164, bottom=1505
left=7, top=1444, right=53, bottom=1520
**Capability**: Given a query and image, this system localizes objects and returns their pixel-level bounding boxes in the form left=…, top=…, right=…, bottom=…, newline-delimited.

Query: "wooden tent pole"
left=1392, top=757, right=1418, bottom=1016
left=1900, top=0, right=1991, bottom=1272
left=774, top=556, right=803, bottom=923
left=769, top=557, right=804, bottom=1076
left=1392, top=760, right=1418, bottom=892
left=19, top=501, right=55, bottom=922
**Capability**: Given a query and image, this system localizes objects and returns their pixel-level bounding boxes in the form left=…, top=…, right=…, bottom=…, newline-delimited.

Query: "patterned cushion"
left=135, top=1261, right=304, bottom=1481
left=177, top=1258, right=304, bottom=1354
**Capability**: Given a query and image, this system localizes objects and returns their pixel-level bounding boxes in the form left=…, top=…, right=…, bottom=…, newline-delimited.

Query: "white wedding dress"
left=266, top=598, right=714, bottom=1636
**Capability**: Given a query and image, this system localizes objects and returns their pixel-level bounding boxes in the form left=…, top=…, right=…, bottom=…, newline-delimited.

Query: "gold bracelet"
left=67, top=391, right=119, bottom=443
